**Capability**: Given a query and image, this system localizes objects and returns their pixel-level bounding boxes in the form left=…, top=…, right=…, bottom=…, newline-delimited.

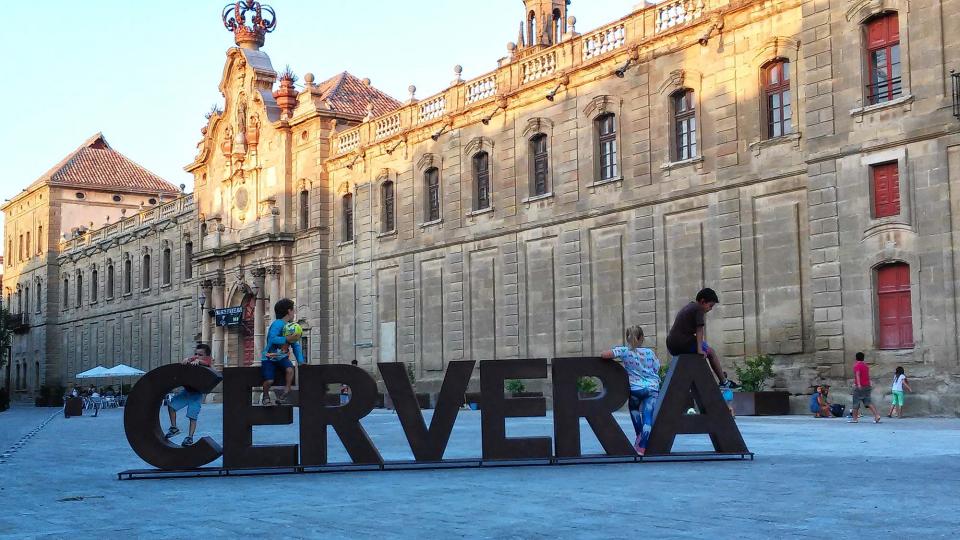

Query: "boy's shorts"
left=670, top=340, right=712, bottom=362
left=891, top=390, right=904, bottom=406
left=166, top=389, right=203, bottom=420
left=852, top=386, right=873, bottom=407
left=261, top=357, right=294, bottom=381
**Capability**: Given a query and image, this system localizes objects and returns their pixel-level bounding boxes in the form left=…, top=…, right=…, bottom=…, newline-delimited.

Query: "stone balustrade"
left=327, top=0, right=725, bottom=157
left=655, top=0, right=705, bottom=33
left=375, top=113, right=402, bottom=140
left=58, top=194, right=195, bottom=254
left=466, top=74, right=497, bottom=104
left=521, top=50, right=557, bottom=84
left=582, top=22, right=627, bottom=60
left=418, top=94, right=447, bottom=124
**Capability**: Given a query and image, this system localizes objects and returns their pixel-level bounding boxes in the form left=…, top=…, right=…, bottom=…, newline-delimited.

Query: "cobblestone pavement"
left=1, top=404, right=958, bottom=539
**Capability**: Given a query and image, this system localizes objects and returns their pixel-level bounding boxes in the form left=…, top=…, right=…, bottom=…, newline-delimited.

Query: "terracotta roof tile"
left=27, top=133, right=179, bottom=195
left=315, top=72, right=401, bottom=117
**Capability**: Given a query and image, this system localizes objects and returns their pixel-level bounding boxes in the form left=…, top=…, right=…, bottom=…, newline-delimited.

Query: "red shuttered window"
left=872, top=162, right=900, bottom=218
left=877, top=263, right=913, bottom=349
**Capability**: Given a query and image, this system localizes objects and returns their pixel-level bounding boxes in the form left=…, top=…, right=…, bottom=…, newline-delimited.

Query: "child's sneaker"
left=164, top=426, right=181, bottom=440
left=633, top=435, right=644, bottom=455
left=181, top=436, right=194, bottom=447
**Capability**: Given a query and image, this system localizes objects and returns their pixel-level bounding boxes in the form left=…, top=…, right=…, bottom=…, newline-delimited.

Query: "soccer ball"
left=283, top=323, right=303, bottom=339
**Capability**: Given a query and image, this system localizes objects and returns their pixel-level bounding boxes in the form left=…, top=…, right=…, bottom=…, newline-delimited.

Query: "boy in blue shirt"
left=261, top=298, right=304, bottom=406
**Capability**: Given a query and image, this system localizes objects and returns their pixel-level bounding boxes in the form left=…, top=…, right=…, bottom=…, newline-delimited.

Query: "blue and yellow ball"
left=283, top=322, right=303, bottom=339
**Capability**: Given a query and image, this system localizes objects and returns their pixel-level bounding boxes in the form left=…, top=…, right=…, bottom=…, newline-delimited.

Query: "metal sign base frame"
left=117, top=451, right=754, bottom=480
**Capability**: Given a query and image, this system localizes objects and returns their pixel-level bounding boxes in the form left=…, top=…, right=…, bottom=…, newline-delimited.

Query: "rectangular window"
left=107, top=266, right=115, bottom=299
left=763, top=60, right=792, bottom=138
left=866, top=13, right=901, bottom=105
left=425, top=168, right=440, bottom=222
left=299, top=190, right=309, bottom=230
left=474, top=153, right=491, bottom=209
left=37, top=226, right=42, bottom=254
left=36, top=283, right=42, bottom=314
left=76, top=274, right=82, bottom=307
left=673, top=91, right=697, bottom=161
left=597, top=115, right=618, bottom=180
left=877, top=263, right=913, bottom=349
left=343, top=194, right=354, bottom=241
left=184, top=242, right=193, bottom=279
left=63, top=278, right=69, bottom=310
left=91, top=271, right=98, bottom=303
left=531, top=136, right=549, bottom=195
left=382, top=182, right=395, bottom=232
left=871, top=162, right=900, bottom=218
left=26, top=232, right=30, bottom=260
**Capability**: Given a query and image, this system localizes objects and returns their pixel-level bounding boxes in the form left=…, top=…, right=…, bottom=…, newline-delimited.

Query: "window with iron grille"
left=473, top=152, right=491, bottom=210
left=871, top=162, right=900, bottom=218
left=877, top=262, right=913, bottom=349
left=530, top=135, right=549, bottom=195
left=865, top=13, right=901, bottom=105
left=672, top=90, right=697, bottom=161
left=763, top=59, right=792, bottom=138
left=342, top=193, right=354, bottom=241
left=596, top=115, right=618, bottom=180
left=382, top=181, right=395, bottom=232
left=425, top=168, right=440, bottom=221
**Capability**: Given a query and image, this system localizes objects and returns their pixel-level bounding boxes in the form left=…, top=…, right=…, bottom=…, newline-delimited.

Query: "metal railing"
left=865, top=76, right=902, bottom=106
left=8, top=313, right=30, bottom=334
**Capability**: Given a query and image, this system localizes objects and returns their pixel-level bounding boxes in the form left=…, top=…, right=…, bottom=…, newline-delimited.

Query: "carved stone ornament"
left=523, top=117, right=554, bottom=138
left=657, top=69, right=686, bottom=95
left=464, top=136, right=495, bottom=157
left=416, top=153, right=437, bottom=171
left=582, top=95, right=617, bottom=119
left=234, top=186, right=250, bottom=211
left=221, top=125, right=234, bottom=156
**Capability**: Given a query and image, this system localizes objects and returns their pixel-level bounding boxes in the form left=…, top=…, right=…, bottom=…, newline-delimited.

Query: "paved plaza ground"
left=1, top=402, right=958, bottom=539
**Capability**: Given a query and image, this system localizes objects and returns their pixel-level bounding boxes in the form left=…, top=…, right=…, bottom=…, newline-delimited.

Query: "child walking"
left=887, top=366, right=912, bottom=418
left=601, top=325, right=661, bottom=456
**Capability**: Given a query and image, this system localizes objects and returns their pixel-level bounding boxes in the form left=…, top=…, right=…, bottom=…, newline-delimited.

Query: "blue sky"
left=0, top=0, right=645, bottom=253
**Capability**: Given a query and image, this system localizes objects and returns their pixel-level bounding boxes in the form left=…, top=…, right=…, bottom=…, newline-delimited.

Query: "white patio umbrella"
left=104, top=364, right=145, bottom=399
left=75, top=365, right=111, bottom=379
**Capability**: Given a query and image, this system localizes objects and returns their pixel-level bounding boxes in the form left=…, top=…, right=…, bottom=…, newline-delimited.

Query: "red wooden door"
left=877, top=263, right=912, bottom=349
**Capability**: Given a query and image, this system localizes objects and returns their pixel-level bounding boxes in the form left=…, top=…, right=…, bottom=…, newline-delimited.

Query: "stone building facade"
left=6, top=0, right=960, bottom=414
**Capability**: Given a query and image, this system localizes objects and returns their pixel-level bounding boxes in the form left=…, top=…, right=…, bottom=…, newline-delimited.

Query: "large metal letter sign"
left=299, top=364, right=383, bottom=466
left=551, top=357, right=634, bottom=458
left=379, top=361, right=475, bottom=461
left=121, top=355, right=751, bottom=478
left=480, top=359, right=552, bottom=460
left=222, top=367, right=299, bottom=468
left=646, top=354, right=749, bottom=455
left=123, top=363, right=223, bottom=469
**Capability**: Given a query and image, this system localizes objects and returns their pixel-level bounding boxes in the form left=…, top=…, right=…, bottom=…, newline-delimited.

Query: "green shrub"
left=576, top=376, right=599, bottom=393
left=658, top=359, right=672, bottom=388
left=505, top=379, right=526, bottom=394
left=735, top=355, right=775, bottom=392
left=405, top=362, right=416, bottom=388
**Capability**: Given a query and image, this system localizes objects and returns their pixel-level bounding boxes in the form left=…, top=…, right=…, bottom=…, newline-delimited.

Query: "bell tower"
left=520, top=0, right=568, bottom=48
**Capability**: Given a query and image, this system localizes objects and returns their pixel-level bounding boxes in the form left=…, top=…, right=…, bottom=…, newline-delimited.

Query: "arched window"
left=596, top=114, right=618, bottom=180
left=37, top=226, right=42, bottom=254
left=184, top=242, right=193, bottom=280
left=528, top=11, right=537, bottom=46
left=672, top=90, right=697, bottom=161
left=76, top=272, right=83, bottom=307
left=530, top=134, right=549, bottom=195
left=124, top=259, right=132, bottom=294
left=62, top=277, right=69, bottom=310
left=342, top=193, right=354, bottom=242
left=17, top=288, right=22, bottom=314
left=762, top=60, right=791, bottom=138
left=162, top=248, right=172, bottom=286
left=299, top=190, right=310, bottom=230
left=381, top=181, right=395, bottom=232
left=35, top=282, right=42, bottom=314
left=200, top=222, right=208, bottom=237
left=142, top=254, right=151, bottom=290
left=553, top=8, right=563, bottom=44
left=473, top=152, right=491, bottom=210
left=425, top=168, right=441, bottom=222
left=107, top=265, right=115, bottom=299
left=865, top=12, right=901, bottom=105
left=91, top=269, right=98, bottom=303
left=25, top=285, right=30, bottom=314
left=25, top=232, right=30, bottom=260
left=877, top=262, right=912, bottom=349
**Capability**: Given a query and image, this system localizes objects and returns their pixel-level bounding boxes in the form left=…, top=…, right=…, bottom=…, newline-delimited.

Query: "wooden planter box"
left=732, top=391, right=790, bottom=416
left=511, top=392, right=544, bottom=399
